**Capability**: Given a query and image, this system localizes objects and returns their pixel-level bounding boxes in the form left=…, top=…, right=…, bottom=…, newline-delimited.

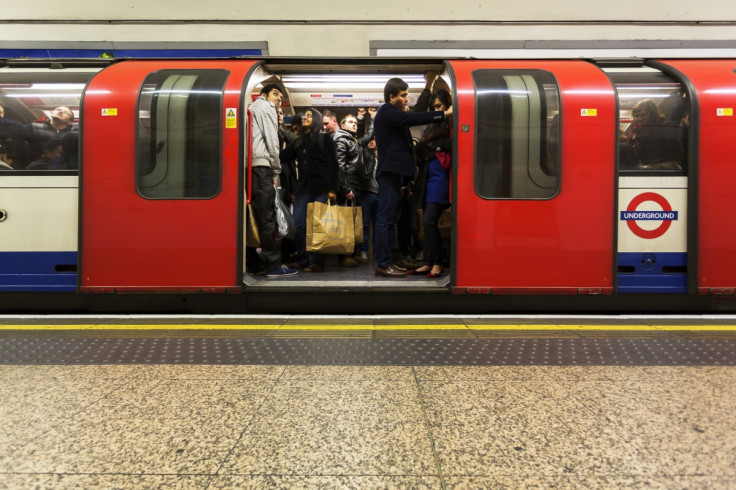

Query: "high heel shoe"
left=426, top=267, right=445, bottom=279
left=408, top=266, right=431, bottom=276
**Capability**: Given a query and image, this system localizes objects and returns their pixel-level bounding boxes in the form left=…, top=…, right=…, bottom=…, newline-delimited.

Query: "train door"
left=602, top=64, right=691, bottom=293
left=654, top=60, right=736, bottom=295
left=81, top=60, right=257, bottom=292
left=448, top=60, right=616, bottom=294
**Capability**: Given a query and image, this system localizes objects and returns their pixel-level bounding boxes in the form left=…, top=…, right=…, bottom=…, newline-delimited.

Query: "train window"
left=0, top=71, right=91, bottom=172
left=473, top=70, right=560, bottom=199
left=604, top=67, right=688, bottom=175
left=136, top=69, right=228, bottom=199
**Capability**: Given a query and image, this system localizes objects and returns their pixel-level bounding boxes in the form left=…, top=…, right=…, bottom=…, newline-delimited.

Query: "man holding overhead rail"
left=373, top=77, right=452, bottom=277
left=249, top=83, right=298, bottom=278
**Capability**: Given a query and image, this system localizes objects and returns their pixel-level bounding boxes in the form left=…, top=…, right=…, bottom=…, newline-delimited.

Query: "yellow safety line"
left=1, top=324, right=736, bottom=331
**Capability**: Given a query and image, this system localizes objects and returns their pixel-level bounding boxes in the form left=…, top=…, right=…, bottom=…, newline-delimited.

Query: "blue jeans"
left=293, top=177, right=328, bottom=268
left=359, top=191, right=379, bottom=254
left=375, top=172, right=403, bottom=269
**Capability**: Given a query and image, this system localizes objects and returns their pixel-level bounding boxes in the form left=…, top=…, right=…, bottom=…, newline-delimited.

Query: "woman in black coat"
left=279, top=108, right=339, bottom=271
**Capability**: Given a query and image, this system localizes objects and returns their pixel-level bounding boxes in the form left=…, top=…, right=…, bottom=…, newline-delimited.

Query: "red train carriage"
left=1, top=56, right=735, bottom=312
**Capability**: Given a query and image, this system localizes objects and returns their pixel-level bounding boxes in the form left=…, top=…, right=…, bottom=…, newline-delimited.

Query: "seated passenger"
left=26, top=141, right=63, bottom=170
left=0, top=106, right=78, bottom=169
left=0, top=144, right=15, bottom=169
left=626, top=99, right=684, bottom=170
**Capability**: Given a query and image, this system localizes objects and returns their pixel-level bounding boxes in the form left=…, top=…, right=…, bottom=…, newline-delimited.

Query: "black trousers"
left=250, top=166, right=282, bottom=272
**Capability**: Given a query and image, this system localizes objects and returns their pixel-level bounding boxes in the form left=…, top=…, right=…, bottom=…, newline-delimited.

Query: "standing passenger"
left=373, top=78, right=451, bottom=277
left=280, top=108, right=339, bottom=272
left=411, top=90, right=453, bottom=278
left=249, top=83, right=298, bottom=278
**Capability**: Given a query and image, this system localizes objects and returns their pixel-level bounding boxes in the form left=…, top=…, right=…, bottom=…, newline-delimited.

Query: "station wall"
left=1, top=1, right=735, bottom=57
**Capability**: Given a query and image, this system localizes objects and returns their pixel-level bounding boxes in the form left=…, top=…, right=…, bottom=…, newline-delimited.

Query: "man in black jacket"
left=0, top=106, right=78, bottom=169
left=373, top=78, right=451, bottom=277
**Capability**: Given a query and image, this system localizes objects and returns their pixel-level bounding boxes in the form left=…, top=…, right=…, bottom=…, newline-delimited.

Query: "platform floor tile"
left=1, top=364, right=735, bottom=489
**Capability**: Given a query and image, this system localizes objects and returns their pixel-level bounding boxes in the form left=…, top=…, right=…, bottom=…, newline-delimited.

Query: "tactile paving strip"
left=0, top=337, right=734, bottom=366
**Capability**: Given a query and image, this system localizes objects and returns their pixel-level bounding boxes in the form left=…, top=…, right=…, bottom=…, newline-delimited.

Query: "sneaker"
left=339, top=257, right=358, bottom=267
left=354, top=251, right=369, bottom=264
left=266, top=265, right=298, bottom=278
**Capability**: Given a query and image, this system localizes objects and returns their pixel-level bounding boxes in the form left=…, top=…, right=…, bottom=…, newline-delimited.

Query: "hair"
left=632, top=99, right=664, bottom=124
left=431, top=90, right=452, bottom=110
left=301, top=108, right=325, bottom=149
left=340, top=114, right=357, bottom=126
left=43, top=139, right=63, bottom=154
left=383, top=78, right=408, bottom=103
left=260, top=83, right=283, bottom=96
left=322, top=109, right=337, bottom=120
left=421, top=90, right=453, bottom=145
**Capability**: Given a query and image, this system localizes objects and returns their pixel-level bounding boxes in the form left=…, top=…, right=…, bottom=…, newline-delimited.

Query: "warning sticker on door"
left=225, top=108, right=237, bottom=128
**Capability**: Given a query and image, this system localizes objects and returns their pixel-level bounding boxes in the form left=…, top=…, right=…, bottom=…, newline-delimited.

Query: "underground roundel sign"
left=620, top=192, right=679, bottom=239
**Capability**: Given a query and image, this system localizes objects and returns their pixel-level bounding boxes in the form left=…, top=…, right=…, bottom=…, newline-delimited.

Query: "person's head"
left=383, top=78, right=409, bottom=110
left=51, top=106, right=73, bottom=127
left=260, top=84, right=283, bottom=108
left=322, top=109, right=338, bottom=133
left=277, top=108, right=284, bottom=125
left=290, top=113, right=303, bottom=133
left=367, top=137, right=376, bottom=150
left=0, top=144, right=14, bottom=166
left=303, top=108, right=324, bottom=145
left=340, top=114, right=358, bottom=133
left=43, top=140, right=63, bottom=160
left=431, top=89, right=452, bottom=112
left=631, top=99, right=662, bottom=126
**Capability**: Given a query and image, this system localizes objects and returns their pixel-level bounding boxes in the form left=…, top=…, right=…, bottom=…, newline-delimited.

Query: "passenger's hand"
left=424, top=70, right=439, bottom=89
left=346, top=191, right=354, bottom=201
left=368, top=107, right=377, bottom=117
left=273, top=178, right=279, bottom=187
left=445, top=106, right=453, bottom=117
left=357, top=108, right=366, bottom=117
left=328, top=191, right=337, bottom=202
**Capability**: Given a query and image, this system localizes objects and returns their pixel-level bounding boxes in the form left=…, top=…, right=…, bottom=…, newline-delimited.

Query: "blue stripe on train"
left=0, top=49, right=262, bottom=59
left=0, top=252, right=77, bottom=292
left=617, top=252, right=687, bottom=294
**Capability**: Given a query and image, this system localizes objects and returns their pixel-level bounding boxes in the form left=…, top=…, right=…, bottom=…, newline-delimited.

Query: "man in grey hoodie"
left=249, top=83, right=297, bottom=277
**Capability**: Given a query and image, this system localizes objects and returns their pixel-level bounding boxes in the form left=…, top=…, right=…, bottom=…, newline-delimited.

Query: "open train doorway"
left=241, top=61, right=454, bottom=290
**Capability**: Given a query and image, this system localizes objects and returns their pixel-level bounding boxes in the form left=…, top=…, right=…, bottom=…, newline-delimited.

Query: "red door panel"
left=450, top=60, right=616, bottom=293
left=81, top=60, right=256, bottom=291
left=658, top=60, right=736, bottom=294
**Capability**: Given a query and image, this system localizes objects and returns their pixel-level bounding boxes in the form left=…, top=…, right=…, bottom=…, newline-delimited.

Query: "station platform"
left=1, top=315, right=735, bottom=489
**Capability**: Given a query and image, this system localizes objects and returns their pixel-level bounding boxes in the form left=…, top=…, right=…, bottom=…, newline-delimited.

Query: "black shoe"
left=375, top=265, right=408, bottom=277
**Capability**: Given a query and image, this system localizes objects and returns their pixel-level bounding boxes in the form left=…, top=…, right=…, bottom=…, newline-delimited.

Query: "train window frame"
left=472, top=69, right=561, bottom=200
left=135, top=69, right=229, bottom=200
left=0, top=71, right=91, bottom=173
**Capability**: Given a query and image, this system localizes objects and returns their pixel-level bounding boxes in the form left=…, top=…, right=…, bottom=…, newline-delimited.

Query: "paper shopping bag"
left=246, top=203, right=260, bottom=248
left=306, top=201, right=355, bottom=254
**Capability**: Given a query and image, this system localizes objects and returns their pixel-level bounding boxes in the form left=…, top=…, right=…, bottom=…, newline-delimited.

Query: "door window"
left=137, top=69, right=228, bottom=199
left=473, top=70, right=561, bottom=199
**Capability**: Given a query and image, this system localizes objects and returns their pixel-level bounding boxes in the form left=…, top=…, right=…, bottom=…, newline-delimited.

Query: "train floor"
left=1, top=315, right=735, bottom=489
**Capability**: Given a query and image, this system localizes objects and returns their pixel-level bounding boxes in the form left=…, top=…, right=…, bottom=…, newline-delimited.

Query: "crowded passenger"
left=626, top=99, right=684, bottom=170
left=247, top=83, right=298, bottom=278
left=373, top=77, right=451, bottom=277
left=355, top=107, right=377, bottom=264
left=0, top=105, right=78, bottom=169
left=410, top=89, right=453, bottom=278
left=322, top=109, right=339, bottom=135
left=279, top=108, right=340, bottom=273
left=0, top=143, right=15, bottom=170
left=26, top=140, right=63, bottom=170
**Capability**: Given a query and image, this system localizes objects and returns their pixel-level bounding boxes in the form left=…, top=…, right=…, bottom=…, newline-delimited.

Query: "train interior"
left=241, top=62, right=452, bottom=289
